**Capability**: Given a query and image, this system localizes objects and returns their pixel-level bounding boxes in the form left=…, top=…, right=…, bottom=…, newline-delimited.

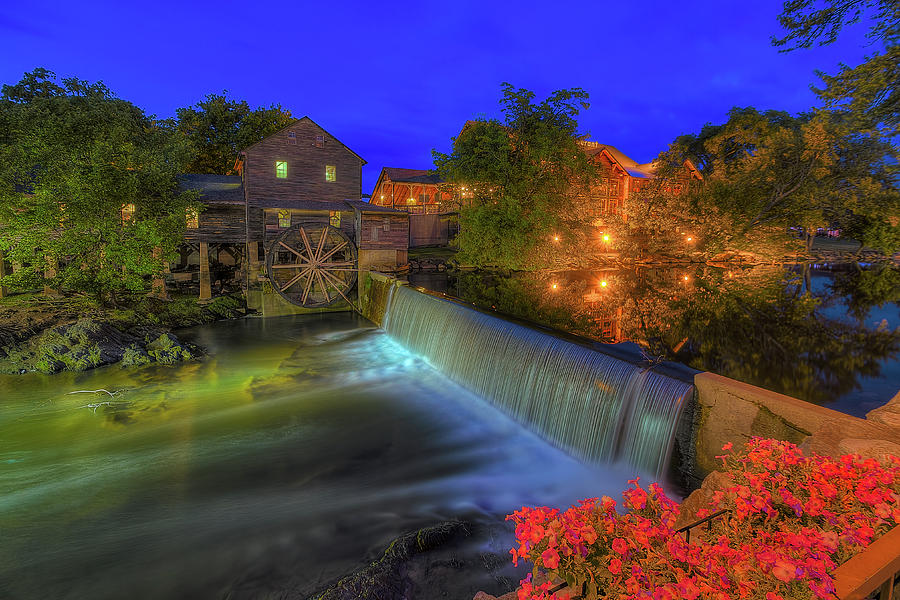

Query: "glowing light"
left=380, top=195, right=385, bottom=199
left=683, top=275, right=689, bottom=281
left=553, top=235, right=560, bottom=242
left=686, top=236, right=693, bottom=242
left=600, top=280, right=608, bottom=288
left=602, top=234, right=610, bottom=242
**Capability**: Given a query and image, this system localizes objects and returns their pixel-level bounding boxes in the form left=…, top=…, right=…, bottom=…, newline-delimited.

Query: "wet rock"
left=308, top=521, right=470, bottom=600
left=0, top=318, right=202, bottom=374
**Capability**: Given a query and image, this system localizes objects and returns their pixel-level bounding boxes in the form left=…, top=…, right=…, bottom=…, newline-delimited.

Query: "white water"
left=383, top=285, right=694, bottom=478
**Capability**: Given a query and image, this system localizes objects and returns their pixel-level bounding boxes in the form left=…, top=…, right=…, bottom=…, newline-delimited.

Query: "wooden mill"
left=176, top=117, right=409, bottom=314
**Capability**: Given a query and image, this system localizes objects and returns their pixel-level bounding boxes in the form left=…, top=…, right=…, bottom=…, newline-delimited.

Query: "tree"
left=0, top=68, right=197, bottom=303
left=433, top=84, right=597, bottom=269
left=773, top=0, right=900, bottom=137
left=175, top=92, right=294, bottom=174
left=650, top=107, right=900, bottom=255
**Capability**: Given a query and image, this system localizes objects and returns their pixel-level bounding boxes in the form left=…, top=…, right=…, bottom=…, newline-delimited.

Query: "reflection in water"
left=0, top=314, right=639, bottom=600
left=411, top=263, right=900, bottom=417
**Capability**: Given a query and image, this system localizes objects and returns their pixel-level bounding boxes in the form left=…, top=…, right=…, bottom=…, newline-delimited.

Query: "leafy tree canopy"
left=176, top=92, right=294, bottom=174
left=634, top=107, right=900, bottom=256
left=774, top=0, right=900, bottom=137
left=0, top=68, right=197, bottom=303
left=433, top=84, right=597, bottom=269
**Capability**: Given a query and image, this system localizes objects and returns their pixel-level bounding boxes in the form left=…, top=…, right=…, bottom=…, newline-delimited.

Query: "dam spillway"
left=381, top=283, right=694, bottom=478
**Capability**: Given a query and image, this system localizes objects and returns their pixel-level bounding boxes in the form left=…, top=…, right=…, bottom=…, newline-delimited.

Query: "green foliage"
left=433, top=84, right=597, bottom=270
left=121, top=344, right=151, bottom=367
left=634, top=107, right=900, bottom=256
left=176, top=92, right=294, bottom=174
left=774, top=0, right=900, bottom=137
left=0, top=68, right=198, bottom=303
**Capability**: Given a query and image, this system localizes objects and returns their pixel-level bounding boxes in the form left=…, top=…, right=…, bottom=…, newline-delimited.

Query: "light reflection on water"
left=0, top=314, right=641, bottom=600
left=412, top=263, right=900, bottom=417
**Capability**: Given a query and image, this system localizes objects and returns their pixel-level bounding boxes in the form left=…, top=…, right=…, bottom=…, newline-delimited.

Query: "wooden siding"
left=183, top=204, right=246, bottom=243
left=244, top=118, right=363, bottom=208
left=261, top=209, right=356, bottom=244
left=358, top=214, right=409, bottom=250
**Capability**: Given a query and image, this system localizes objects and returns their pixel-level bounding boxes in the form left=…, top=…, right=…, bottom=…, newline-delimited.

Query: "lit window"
left=275, top=161, right=288, bottom=178
left=287, top=131, right=296, bottom=145
left=121, top=203, right=135, bottom=224
left=278, top=210, right=291, bottom=228
left=329, top=211, right=341, bottom=227
left=186, top=207, right=199, bottom=229
left=325, top=165, right=336, bottom=182
left=315, top=135, right=325, bottom=148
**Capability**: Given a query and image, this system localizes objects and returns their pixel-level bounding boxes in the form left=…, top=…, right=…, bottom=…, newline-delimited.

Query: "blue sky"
left=0, top=0, right=874, bottom=194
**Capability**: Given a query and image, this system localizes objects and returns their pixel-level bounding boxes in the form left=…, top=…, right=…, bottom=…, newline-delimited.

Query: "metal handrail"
left=543, top=509, right=732, bottom=597
left=676, top=508, right=730, bottom=544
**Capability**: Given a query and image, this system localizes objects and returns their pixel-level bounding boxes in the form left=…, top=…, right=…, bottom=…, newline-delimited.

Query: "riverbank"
left=0, top=292, right=247, bottom=374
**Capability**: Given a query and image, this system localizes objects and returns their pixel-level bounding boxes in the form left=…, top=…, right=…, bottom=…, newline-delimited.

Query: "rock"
left=836, top=438, right=900, bottom=463
left=307, top=521, right=470, bottom=600
left=674, top=470, right=734, bottom=530
left=866, top=391, right=900, bottom=428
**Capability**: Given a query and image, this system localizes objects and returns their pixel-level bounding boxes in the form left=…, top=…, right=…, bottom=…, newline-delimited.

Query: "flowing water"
left=1, top=314, right=644, bottom=600
left=383, top=285, right=695, bottom=478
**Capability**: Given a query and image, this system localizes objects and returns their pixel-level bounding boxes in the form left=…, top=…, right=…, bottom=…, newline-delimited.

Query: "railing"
left=676, top=508, right=729, bottom=544
left=834, top=524, right=900, bottom=600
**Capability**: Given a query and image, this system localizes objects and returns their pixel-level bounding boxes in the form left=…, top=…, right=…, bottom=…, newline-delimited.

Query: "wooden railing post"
left=0, top=250, right=9, bottom=298
left=199, top=242, right=211, bottom=302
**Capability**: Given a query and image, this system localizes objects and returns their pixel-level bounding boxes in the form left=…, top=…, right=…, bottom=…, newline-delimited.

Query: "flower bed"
left=507, top=438, right=900, bottom=600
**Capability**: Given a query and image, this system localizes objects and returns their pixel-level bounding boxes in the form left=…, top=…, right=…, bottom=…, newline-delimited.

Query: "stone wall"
left=690, top=372, right=900, bottom=478
left=357, top=270, right=406, bottom=327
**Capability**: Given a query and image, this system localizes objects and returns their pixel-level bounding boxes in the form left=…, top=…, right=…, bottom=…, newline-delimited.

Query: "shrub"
left=508, top=438, right=900, bottom=600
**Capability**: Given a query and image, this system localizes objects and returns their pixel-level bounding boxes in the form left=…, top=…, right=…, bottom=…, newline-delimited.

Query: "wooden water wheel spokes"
left=266, top=222, right=358, bottom=308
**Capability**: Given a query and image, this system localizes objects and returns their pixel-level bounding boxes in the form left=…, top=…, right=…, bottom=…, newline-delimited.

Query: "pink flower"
left=541, top=547, right=560, bottom=569
left=608, top=557, right=622, bottom=575
left=612, top=537, right=627, bottom=555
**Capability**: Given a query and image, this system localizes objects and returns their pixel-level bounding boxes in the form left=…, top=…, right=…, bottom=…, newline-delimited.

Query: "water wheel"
left=266, top=223, right=358, bottom=308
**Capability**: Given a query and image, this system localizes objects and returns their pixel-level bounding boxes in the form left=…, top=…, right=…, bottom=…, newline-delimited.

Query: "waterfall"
left=382, top=284, right=693, bottom=478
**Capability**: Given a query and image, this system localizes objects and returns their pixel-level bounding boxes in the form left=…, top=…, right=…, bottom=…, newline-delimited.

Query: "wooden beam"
left=199, top=242, right=211, bottom=302
left=0, top=250, right=8, bottom=298
left=43, top=255, right=59, bottom=297
left=151, top=247, right=169, bottom=300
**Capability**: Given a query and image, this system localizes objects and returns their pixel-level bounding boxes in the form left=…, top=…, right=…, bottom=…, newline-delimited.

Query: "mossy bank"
left=0, top=293, right=247, bottom=374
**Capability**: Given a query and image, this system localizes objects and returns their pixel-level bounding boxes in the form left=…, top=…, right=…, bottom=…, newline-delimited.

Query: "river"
left=0, top=314, right=638, bottom=600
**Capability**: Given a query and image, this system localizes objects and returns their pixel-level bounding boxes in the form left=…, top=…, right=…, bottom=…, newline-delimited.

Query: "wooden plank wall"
left=244, top=118, right=363, bottom=208
left=358, top=214, right=409, bottom=250
left=183, top=204, right=246, bottom=243
left=261, top=209, right=356, bottom=244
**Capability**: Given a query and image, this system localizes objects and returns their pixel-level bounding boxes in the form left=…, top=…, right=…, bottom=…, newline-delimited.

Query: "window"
left=121, top=203, right=135, bottom=224
left=287, top=131, right=296, bottom=145
left=325, top=165, right=336, bottom=182
left=315, top=135, right=325, bottom=148
left=275, top=161, right=288, bottom=178
left=609, top=181, right=619, bottom=197
left=186, top=207, right=199, bottom=229
left=277, top=209, right=291, bottom=228
left=329, top=211, right=341, bottom=227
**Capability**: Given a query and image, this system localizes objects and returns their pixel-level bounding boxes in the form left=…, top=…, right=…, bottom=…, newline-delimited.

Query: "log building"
left=175, top=117, right=408, bottom=312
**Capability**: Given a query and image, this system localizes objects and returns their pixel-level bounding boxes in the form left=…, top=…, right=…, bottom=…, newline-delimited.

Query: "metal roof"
left=178, top=174, right=245, bottom=204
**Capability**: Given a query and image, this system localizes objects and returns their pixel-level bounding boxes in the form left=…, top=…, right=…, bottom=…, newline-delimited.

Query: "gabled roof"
left=381, top=167, right=444, bottom=185
left=178, top=174, right=244, bottom=204
left=238, top=116, right=367, bottom=164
